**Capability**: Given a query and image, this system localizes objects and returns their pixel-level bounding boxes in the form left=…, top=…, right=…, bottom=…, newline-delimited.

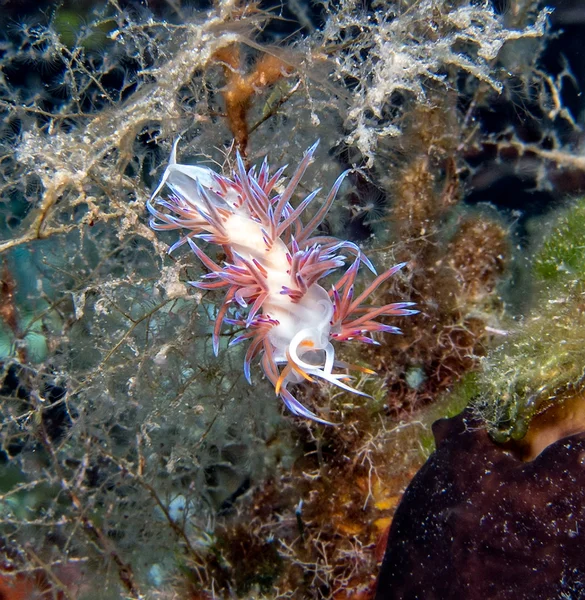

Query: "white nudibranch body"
left=148, top=140, right=416, bottom=424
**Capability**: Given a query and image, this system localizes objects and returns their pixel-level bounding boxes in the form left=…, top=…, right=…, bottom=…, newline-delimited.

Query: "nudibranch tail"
left=148, top=141, right=417, bottom=424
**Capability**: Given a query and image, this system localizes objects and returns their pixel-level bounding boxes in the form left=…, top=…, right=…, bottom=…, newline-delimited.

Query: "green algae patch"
left=474, top=197, right=585, bottom=443
left=417, top=373, right=481, bottom=457
left=534, top=197, right=585, bottom=284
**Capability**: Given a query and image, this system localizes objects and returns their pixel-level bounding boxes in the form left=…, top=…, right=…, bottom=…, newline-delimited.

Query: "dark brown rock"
left=375, top=410, right=585, bottom=600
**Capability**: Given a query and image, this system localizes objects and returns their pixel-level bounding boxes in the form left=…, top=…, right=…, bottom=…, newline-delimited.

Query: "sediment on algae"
left=472, top=197, right=585, bottom=444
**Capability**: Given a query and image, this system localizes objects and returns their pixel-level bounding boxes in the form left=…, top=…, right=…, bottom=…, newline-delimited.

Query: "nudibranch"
left=148, top=140, right=417, bottom=424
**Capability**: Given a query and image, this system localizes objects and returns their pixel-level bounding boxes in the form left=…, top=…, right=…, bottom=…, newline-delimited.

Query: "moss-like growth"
left=370, top=103, right=511, bottom=416
left=418, top=373, right=482, bottom=456
left=474, top=198, right=585, bottom=443
left=534, top=198, right=585, bottom=283
left=447, top=216, right=509, bottom=302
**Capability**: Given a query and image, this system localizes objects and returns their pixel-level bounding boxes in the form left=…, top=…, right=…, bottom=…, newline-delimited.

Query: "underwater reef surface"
left=376, top=409, right=585, bottom=600
left=1, top=0, right=585, bottom=596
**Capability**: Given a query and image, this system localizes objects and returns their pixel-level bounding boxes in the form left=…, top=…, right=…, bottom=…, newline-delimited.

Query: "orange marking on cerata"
left=274, top=346, right=315, bottom=394
left=275, top=363, right=291, bottom=395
